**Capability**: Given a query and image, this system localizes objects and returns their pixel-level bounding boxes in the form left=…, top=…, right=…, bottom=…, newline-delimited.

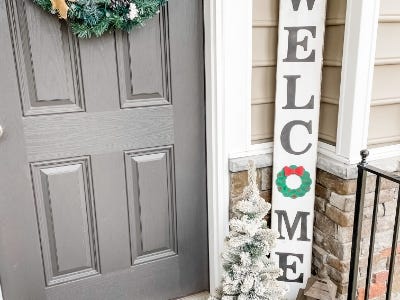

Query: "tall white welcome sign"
left=271, top=0, right=327, bottom=298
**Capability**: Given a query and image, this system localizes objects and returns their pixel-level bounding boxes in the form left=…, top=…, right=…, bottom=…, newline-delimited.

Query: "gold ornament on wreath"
left=50, top=0, right=74, bottom=19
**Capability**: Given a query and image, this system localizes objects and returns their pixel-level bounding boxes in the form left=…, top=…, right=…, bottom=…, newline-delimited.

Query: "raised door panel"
left=116, top=7, right=171, bottom=108
left=124, top=146, right=177, bottom=266
left=6, top=0, right=84, bottom=116
left=31, top=157, right=99, bottom=286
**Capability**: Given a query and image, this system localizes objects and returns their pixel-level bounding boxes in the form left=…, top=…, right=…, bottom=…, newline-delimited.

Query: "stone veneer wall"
left=229, top=161, right=400, bottom=300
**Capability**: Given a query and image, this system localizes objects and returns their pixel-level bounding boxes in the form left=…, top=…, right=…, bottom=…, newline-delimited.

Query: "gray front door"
left=0, top=1, right=208, bottom=299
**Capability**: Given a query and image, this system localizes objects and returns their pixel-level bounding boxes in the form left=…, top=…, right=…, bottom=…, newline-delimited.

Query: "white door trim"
left=204, top=0, right=229, bottom=292
left=204, top=0, right=252, bottom=293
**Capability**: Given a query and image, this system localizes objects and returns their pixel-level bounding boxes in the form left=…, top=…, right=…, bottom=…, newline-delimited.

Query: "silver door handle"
left=0, top=125, right=3, bottom=139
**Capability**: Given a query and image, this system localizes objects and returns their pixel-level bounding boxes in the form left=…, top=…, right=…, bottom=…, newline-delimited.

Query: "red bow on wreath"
left=283, top=166, right=305, bottom=177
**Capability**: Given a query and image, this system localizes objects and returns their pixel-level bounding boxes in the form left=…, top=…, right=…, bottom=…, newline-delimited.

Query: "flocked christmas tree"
left=211, top=161, right=287, bottom=300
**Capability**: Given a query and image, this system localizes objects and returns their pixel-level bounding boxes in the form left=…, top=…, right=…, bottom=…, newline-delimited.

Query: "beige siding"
left=368, top=0, right=400, bottom=147
left=251, top=0, right=278, bottom=143
left=318, top=0, right=346, bottom=145
left=251, top=0, right=346, bottom=145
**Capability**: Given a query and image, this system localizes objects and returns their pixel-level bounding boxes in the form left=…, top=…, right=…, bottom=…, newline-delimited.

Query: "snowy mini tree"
left=211, top=161, right=287, bottom=300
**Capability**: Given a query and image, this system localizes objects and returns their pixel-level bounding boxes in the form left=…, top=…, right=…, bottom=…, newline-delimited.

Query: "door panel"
left=31, top=157, right=99, bottom=287
left=116, top=10, right=171, bottom=108
left=0, top=0, right=208, bottom=299
left=9, top=0, right=84, bottom=116
left=125, top=146, right=177, bottom=266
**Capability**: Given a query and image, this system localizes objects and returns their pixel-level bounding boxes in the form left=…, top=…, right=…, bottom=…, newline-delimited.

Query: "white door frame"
left=204, top=0, right=253, bottom=293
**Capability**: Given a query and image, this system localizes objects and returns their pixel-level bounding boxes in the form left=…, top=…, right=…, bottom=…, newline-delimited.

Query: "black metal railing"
left=348, top=150, right=400, bottom=300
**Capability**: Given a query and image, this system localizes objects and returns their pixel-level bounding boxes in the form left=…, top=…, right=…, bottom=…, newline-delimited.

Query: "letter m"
left=290, top=0, right=316, bottom=11
left=275, top=210, right=311, bottom=241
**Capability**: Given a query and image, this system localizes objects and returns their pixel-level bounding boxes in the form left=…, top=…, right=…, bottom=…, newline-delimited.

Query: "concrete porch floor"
left=179, top=291, right=209, bottom=299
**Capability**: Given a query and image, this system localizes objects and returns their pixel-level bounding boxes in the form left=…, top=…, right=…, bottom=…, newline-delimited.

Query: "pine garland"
left=211, top=161, right=287, bottom=300
left=33, top=0, right=167, bottom=38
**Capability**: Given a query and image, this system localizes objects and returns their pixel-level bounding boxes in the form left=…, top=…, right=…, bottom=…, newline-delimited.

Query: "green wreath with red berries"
left=276, top=165, right=312, bottom=199
left=33, top=0, right=167, bottom=38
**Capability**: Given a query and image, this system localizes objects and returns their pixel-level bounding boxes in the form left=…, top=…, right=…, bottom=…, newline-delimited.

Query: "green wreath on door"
left=33, top=0, right=167, bottom=38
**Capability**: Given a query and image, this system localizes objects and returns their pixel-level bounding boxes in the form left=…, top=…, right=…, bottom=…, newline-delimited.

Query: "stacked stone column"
left=313, top=169, right=400, bottom=300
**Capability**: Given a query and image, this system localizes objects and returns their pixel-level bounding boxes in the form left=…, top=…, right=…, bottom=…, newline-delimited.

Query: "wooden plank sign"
left=270, top=0, right=327, bottom=298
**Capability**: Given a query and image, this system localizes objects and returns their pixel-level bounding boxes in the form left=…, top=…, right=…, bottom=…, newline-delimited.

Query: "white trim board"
left=204, top=0, right=228, bottom=293
left=335, top=0, right=381, bottom=164
left=204, top=0, right=253, bottom=293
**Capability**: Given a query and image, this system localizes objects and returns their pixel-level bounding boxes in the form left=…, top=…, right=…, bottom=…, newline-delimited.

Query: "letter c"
left=280, top=120, right=312, bottom=155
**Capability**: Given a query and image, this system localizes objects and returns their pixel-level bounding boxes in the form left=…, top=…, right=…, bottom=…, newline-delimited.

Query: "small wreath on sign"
left=276, top=165, right=312, bottom=199
left=33, top=0, right=167, bottom=38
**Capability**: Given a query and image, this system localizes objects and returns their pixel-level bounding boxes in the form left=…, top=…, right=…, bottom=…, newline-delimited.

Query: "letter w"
left=290, top=0, right=316, bottom=11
